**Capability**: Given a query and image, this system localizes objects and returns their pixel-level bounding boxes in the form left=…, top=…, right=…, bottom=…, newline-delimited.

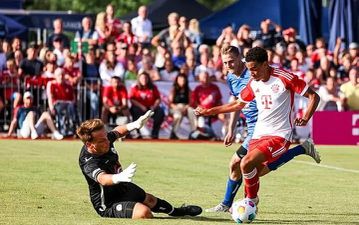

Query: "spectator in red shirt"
left=116, top=22, right=137, bottom=45
left=101, top=76, right=131, bottom=125
left=47, top=68, right=77, bottom=136
left=63, top=56, right=82, bottom=86
left=129, top=71, right=165, bottom=139
left=191, top=71, right=226, bottom=129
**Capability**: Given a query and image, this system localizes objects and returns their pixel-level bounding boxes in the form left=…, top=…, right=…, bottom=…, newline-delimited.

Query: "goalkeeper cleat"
left=171, top=204, right=202, bottom=216
left=205, top=203, right=230, bottom=212
left=302, top=138, right=321, bottom=163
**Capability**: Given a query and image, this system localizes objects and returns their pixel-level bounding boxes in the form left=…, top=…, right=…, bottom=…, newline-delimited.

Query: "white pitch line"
left=294, top=160, right=359, bottom=174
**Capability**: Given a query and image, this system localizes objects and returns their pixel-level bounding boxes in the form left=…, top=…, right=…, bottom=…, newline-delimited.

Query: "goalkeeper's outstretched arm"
left=112, top=110, right=154, bottom=137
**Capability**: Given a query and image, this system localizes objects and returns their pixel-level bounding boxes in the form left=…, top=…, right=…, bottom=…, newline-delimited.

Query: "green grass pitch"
left=1, top=139, right=358, bottom=225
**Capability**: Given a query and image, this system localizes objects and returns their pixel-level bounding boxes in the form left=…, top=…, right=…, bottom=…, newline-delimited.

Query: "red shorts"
left=249, top=136, right=291, bottom=164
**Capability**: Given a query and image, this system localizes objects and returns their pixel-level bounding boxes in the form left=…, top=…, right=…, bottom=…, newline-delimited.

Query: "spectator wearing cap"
left=18, top=44, right=43, bottom=78
left=99, top=50, right=125, bottom=87
left=282, top=27, right=306, bottom=51
left=348, top=42, right=358, bottom=66
left=6, top=91, right=63, bottom=140
left=47, top=68, right=77, bottom=136
left=74, top=16, right=99, bottom=47
left=131, top=5, right=153, bottom=45
left=101, top=76, right=131, bottom=126
left=47, top=18, right=70, bottom=50
left=340, top=67, right=359, bottom=110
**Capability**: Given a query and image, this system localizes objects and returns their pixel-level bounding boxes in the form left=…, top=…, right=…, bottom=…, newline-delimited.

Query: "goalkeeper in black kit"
left=77, top=110, right=202, bottom=219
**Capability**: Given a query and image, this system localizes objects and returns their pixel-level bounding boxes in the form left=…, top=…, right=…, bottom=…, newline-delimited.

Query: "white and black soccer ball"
left=231, top=198, right=257, bottom=223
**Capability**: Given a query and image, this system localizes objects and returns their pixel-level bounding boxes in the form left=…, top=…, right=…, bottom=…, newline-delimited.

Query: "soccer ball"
left=231, top=198, right=257, bottom=223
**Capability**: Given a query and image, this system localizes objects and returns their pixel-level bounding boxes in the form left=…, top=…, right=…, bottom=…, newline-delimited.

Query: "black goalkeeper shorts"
left=98, top=182, right=146, bottom=218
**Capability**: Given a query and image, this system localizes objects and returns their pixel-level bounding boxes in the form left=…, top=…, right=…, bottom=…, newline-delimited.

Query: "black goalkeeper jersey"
left=79, top=131, right=123, bottom=212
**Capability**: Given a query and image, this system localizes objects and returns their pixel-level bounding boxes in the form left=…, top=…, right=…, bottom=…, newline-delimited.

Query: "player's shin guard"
left=151, top=198, right=174, bottom=214
left=267, top=145, right=305, bottom=171
left=243, top=168, right=259, bottom=199
left=223, top=178, right=242, bottom=206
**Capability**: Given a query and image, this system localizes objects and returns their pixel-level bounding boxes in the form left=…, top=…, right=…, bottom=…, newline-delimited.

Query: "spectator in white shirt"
left=99, top=51, right=125, bottom=87
left=131, top=5, right=153, bottom=45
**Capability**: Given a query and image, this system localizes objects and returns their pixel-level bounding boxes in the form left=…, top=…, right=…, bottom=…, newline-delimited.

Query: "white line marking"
left=294, top=160, right=359, bottom=174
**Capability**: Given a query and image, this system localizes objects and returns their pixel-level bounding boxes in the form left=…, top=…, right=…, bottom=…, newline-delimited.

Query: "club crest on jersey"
left=271, top=84, right=280, bottom=93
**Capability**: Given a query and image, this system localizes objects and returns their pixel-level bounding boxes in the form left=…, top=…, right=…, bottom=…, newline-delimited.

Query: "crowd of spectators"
left=0, top=4, right=358, bottom=140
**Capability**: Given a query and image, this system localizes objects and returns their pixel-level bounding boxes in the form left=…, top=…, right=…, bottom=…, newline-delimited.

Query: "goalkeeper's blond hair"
left=77, top=119, right=104, bottom=143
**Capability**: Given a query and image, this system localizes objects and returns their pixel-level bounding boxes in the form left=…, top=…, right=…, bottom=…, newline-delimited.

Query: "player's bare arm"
left=295, top=87, right=320, bottom=126
left=195, top=100, right=246, bottom=116
left=224, top=105, right=241, bottom=147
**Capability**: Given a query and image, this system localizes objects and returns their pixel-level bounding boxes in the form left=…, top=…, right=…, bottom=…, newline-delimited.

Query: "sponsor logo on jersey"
left=84, top=157, right=92, bottom=162
left=271, top=84, right=280, bottom=93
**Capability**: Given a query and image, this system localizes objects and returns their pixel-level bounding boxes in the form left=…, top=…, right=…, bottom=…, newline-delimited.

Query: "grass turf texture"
left=1, top=140, right=358, bottom=225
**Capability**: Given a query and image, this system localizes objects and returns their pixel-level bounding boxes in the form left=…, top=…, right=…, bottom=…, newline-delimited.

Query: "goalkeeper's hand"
left=126, top=110, right=154, bottom=131
left=112, top=162, right=137, bottom=184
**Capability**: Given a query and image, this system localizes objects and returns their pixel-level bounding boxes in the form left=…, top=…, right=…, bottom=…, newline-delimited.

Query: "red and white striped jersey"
left=238, top=67, right=308, bottom=140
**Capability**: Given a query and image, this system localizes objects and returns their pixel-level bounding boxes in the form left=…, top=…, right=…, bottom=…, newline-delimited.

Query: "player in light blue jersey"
left=206, top=45, right=321, bottom=212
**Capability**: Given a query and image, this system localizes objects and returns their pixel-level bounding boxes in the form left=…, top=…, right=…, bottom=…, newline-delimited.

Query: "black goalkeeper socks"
left=151, top=198, right=174, bottom=214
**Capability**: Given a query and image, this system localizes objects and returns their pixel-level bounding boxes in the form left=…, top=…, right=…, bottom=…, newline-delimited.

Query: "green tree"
left=25, top=0, right=150, bottom=16
left=25, top=0, right=236, bottom=15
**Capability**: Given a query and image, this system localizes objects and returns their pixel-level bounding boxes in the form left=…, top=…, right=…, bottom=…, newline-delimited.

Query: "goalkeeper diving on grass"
left=77, top=110, right=202, bottom=219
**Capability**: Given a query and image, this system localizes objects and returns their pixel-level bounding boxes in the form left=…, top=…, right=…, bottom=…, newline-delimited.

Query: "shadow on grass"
left=255, top=219, right=359, bottom=224
left=263, top=211, right=359, bottom=216
left=155, top=216, right=231, bottom=222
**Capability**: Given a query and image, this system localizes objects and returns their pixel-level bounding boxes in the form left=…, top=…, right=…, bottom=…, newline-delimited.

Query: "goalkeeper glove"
left=126, top=110, right=154, bottom=131
left=112, top=162, right=137, bottom=184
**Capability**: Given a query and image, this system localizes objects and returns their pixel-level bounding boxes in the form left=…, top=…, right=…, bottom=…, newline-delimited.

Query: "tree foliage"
left=24, top=0, right=236, bottom=15
left=25, top=0, right=150, bottom=16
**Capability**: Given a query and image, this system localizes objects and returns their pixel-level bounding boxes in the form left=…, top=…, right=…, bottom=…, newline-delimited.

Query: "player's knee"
left=240, top=156, right=253, bottom=172
left=132, top=203, right=153, bottom=219
left=144, top=193, right=157, bottom=208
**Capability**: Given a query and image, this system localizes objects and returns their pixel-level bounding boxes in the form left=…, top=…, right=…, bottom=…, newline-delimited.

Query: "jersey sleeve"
left=238, top=82, right=255, bottom=103
left=284, top=72, right=308, bottom=95
left=83, top=159, right=105, bottom=183
left=107, top=131, right=120, bottom=143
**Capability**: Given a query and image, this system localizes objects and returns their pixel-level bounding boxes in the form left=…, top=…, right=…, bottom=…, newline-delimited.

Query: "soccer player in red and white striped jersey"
left=195, top=47, right=320, bottom=208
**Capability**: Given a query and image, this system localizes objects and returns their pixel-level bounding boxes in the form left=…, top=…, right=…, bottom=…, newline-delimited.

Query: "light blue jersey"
left=226, top=69, right=258, bottom=150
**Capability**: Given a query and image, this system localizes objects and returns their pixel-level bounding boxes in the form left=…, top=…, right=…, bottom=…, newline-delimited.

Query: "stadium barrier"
left=313, top=111, right=359, bottom=145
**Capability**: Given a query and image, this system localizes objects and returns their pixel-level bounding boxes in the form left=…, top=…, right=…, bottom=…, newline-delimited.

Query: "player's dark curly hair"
left=76, top=119, right=104, bottom=143
left=245, top=47, right=268, bottom=63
